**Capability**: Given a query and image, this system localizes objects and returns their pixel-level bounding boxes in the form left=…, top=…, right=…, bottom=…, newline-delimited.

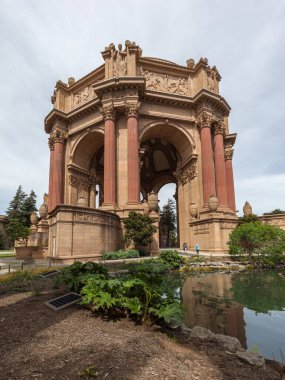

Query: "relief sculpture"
left=144, top=71, right=190, bottom=96
left=73, top=85, right=97, bottom=108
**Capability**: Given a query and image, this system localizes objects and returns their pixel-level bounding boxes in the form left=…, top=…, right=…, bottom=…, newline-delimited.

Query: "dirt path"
left=0, top=290, right=283, bottom=380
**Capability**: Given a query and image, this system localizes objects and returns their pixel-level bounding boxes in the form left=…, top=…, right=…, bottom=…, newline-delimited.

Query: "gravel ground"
left=0, top=286, right=283, bottom=380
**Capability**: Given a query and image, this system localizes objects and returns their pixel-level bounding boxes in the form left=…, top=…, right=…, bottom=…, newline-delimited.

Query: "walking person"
left=195, top=243, right=200, bottom=255
left=183, top=242, right=187, bottom=253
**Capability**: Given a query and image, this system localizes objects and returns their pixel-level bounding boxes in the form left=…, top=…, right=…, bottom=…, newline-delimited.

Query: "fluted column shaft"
left=200, top=123, right=216, bottom=206
left=103, top=106, right=116, bottom=205
left=47, top=140, right=54, bottom=213
left=126, top=103, right=140, bottom=203
left=52, top=135, right=64, bottom=209
left=225, top=148, right=236, bottom=212
left=213, top=124, right=228, bottom=207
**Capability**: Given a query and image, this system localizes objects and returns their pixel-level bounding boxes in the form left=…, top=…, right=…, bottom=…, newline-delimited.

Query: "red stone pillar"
left=47, top=137, right=54, bottom=213
left=126, top=103, right=140, bottom=204
left=213, top=122, right=228, bottom=208
left=102, top=106, right=116, bottom=205
left=199, top=113, right=216, bottom=206
left=225, top=148, right=236, bottom=212
left=52, top=130, right=65, bottom=209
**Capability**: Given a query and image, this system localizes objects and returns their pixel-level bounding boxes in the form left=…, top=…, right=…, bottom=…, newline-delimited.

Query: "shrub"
left=81, top=272, right=183, bottom=325
left=123, top=211, right=157, bottom=249
left=159, top=250, right=185, bottom=269
left=228, top=222, right=285, bottom=266
left=56, top=261, right=108, bottom=292
left=102, top=249, right=139, bottom=260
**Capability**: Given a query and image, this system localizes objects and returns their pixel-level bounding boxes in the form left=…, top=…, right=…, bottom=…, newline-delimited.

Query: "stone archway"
left=68, top=131, right=104, bottom=207
left=140, top=123, right=195, bottom=250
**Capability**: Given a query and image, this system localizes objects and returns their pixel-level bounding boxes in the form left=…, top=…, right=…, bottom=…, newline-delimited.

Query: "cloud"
left=0, top=0, right=284, bottom=215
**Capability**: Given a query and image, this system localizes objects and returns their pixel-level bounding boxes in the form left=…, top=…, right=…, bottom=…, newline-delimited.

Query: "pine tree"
left=160, top=199, right=177, bottom=247
left=6, top=186, right=27, bottom=222
left=5, top=186, right=37, bottom=245
left=21, top=190, right=37, bottom=227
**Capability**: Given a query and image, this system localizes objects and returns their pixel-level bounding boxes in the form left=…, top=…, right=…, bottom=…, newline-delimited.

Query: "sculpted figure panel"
left=144, top=71, right=190, bottom=96
left=73, top=85, right=97, bottom=108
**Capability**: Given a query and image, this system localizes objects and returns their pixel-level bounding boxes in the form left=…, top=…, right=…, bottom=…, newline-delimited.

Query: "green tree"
left=228, top=222, right=285, bottom=265
left=263, top=209, right=285, bottom=215
left=160, top=199, right=177, bottom=247
left=237, top=213, right=259, bottom=226
left=6, top=185, right=27, bottom=223
left=0, top=231, right=5, bottom=250
left=5, top=186, right=37, bottom=246
left=123, top=211, right=157, bottom=250
left=21, top=190, right=37, bottom=226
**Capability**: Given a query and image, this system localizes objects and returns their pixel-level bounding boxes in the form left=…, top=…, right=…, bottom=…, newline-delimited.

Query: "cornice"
left=139, top=57, right=191, bottom=76
left=44, top=110, right=68, bottom=134
left=93, top=76, right=145, bottom=99
left=55, top=65, right=105, bottom=93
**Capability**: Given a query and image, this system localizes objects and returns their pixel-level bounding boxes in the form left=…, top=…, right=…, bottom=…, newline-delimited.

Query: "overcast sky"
left=0, top=0, right=284, bottom=216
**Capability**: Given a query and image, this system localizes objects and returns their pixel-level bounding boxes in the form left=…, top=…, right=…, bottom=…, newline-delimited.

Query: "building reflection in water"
left=182, top=273, right=247, bottom=349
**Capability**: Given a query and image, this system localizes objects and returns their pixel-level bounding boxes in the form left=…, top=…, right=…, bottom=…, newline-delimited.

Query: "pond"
left=181, top=270, right=285, bottom=362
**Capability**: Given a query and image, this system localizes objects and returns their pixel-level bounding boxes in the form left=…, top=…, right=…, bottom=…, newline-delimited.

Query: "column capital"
left=100, top=105, right=116, bottom=121
left=196, top=111, right=212, bottom=129
left=213, top=120, right=226, bottom=136
left=125, top=101, right=141, bottom=118
left=50, top=128, right=65, bottom=144
left=225, top=148, right=234, bottom=160
left=48, top=136, right=55, bottom=151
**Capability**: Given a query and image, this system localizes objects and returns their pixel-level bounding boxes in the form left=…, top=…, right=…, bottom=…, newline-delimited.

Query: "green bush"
left=159, top=250, right=185, bottom=269
left=102, top=249, right=139, bottom=260
left=56, top=261, right=108, bottom=292
left=228, top=222, right=285, bottom=266
left=123, top=211, right=157, bottom=249
left=81, top=270, right=183, bottom=325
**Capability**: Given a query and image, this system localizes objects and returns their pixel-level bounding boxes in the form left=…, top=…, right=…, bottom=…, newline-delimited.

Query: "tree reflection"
left=231, top=271, right=285, bottom=313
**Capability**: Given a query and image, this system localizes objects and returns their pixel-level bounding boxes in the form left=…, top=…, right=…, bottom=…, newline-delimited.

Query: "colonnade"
left=47, top=109, right=236, bottom=214
left=199, top=112, right=236, bottom=212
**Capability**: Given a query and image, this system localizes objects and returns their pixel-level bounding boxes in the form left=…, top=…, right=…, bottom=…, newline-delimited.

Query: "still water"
left=181, top=270, right=285, bottom=362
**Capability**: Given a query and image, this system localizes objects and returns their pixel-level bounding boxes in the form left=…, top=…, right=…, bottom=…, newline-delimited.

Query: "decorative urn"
left=142, top=200, right=149, bottom=215
left=243, top=201, right=252, bottom=216
left=208, top=195, right=219, bottom=212
left=39, top=203, right=48, bottom=219
left=30, top=211, right=38, bottom=232
left=148, top=191, right=158, bottom=213
left=189, top=202, right=198, bottom=218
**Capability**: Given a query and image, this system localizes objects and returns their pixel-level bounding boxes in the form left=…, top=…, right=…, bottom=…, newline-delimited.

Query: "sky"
left=0, top=0, right=284, bottom=216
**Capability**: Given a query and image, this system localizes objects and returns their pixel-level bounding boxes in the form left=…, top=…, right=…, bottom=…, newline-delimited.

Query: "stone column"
left=52, top=130, right=65, bottom=209
left=47, top=136, right=55, bottom=213
left=199, top=113, right=216, bottom=206
left=102, top=105, right=116, bottom=205
left=89, top=181, right=96, bottom=208
left=126, top=103, right=140, bottom=204
left=213, top=122, right=228, bottom=208
left=225, top=148, right=236, bottom=212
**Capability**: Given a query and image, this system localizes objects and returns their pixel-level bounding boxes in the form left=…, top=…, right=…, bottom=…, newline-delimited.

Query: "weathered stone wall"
left=48, top=205, right=121, bottom=263
left=259, top=213, right=285, bottom=231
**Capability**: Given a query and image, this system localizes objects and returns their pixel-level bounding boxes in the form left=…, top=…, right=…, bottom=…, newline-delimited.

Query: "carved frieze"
left=69, top=175, right=90, bottom=190
left=74, top=212, right=120, bottom=227
left=73, top=85, right=97, bottom=108
left=221, top=222, right=237, bottom=229
left=144, top=71, right=190, bottom=96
